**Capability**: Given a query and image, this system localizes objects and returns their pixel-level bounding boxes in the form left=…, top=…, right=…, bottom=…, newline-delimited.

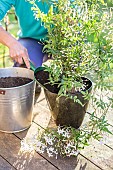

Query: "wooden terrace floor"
left=0, top=89, right=113, bottom=170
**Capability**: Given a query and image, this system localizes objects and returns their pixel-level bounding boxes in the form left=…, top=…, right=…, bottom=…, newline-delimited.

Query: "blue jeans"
left=13, top=38, right=46, bottom=68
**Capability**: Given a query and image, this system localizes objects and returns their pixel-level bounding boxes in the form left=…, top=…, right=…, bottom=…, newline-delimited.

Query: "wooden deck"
left=0, top=89, right=113, bottom=170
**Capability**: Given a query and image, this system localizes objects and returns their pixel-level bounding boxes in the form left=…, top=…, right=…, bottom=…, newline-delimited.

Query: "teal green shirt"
left=0, top=0, right=51, bottom=41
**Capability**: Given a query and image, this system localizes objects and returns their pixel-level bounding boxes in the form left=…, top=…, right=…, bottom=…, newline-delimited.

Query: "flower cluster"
left=21, top=126, right=80, bottom=158
left=21, top=118, right=111, bottom=158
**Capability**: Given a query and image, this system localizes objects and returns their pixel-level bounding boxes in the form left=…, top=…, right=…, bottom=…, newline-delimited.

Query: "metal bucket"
left=0, top=67, right=36, bottom=133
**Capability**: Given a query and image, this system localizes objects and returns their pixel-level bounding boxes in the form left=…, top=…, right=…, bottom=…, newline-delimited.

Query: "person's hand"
left=0, top=26, right=30, bottom=68
left=8, top=40, right=30, bottom=69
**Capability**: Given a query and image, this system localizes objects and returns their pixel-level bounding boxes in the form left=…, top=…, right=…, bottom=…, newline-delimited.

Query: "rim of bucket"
left=0, top=125, right=31, bottom=133
left=0, top=67, right=35, bottom=90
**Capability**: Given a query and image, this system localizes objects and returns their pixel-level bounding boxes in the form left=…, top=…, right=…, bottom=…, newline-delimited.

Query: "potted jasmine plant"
left=24, top=0, right=113, bottom=157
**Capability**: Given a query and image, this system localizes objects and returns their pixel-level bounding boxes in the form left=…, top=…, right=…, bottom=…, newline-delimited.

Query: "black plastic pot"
left=34, top=66, right=92, bottom=129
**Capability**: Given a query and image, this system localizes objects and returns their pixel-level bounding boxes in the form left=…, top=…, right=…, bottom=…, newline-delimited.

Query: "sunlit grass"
left=0, top=8, right=19, bottom=68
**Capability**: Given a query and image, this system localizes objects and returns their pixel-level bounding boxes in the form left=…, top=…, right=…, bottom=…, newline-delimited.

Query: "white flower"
left=57, top=126, right=71, bottom=138
left=35, top=147, right=45, bottom=154
left=47, top=147, right=54, bottom=157
left=43, top=134, right=54, bottom=145
left=57, top=126, right=66, bottom=135
left=34, top=140, right=47, bottom=154
left=70, top=150, right=79, bottom=156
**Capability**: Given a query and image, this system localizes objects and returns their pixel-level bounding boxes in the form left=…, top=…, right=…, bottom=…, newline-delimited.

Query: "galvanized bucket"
left=0, top=67, right=36, bottom=133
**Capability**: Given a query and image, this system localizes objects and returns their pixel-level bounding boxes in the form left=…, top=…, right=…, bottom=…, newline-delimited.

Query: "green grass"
left=0, top=8, right=19, bottom=68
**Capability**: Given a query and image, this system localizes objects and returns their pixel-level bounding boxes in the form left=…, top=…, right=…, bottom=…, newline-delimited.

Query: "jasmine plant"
left=21, top=0, right=113, bottom=157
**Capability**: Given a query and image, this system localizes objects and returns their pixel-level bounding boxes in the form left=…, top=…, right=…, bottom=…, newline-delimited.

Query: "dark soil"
left=0, top=77, right=33, bottom=88
left=35, top=69, right=92, bottom=94
left=35, top=69, right=60, bottom=93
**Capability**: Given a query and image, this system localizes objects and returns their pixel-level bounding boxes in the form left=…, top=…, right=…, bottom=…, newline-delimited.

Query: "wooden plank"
left=105, top=126, right=113, bottom=149
left=75, top=155, right=101, bottom=170
left=80, top=110, right=113, bottom=170
left=37, top=153, right=101, bottom=170
left=15, top=103, right=51, bottom=140
left=14, top=122, right=43, bottom=140
left=44, top=119, right=102, bottom=170
left=0, top=156, right=16, bottom=170
left=84, top=89, right=113, bottom=150
left=35, top=89, right=45, bottom=103
left=15, top=87, right=113, bottom=170
left=87, top=89, right=113, bottom=125
left=49, top=115, right=113, bottom=169
left=35, top=89, right=48, bottom=108
left=15, top=94, right=51, bottom=138
left=16, top=132, right=101, bottom=170
left=0, top=132, right=57, bottom=170
left=33, top=103, right=51, bottom=126
left=15, top=119, right=101, bottom=170
left=78, top=111, right=113, bottom=170
left=80, top=139, right=113, bottom=170
left=36, top=87, right=113, bottom=170
left=83, top=112, right=113, bottom=150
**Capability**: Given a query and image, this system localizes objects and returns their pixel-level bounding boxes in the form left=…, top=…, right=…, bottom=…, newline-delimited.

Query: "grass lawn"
left=0, top=8, right=19, bottom=68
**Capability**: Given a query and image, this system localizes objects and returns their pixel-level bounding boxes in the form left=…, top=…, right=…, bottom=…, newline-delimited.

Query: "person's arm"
left=0, top=26, right=30, bottom=68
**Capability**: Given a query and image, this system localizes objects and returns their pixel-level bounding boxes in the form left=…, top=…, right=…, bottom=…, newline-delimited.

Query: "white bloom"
left=46, top=147, right=58, bottom=158
left=70, top=150, right=79, bottom=156
left=36, top=141, right=44, bottom=148
left=47, top=147, right=54, bottom=157
left=57, top=126, right=66, bottom=135
left=35, top=147, right=45, bottom=154
left=57, top=126, right=71, bottom=138
left=43, top=134, right=54, bottom=145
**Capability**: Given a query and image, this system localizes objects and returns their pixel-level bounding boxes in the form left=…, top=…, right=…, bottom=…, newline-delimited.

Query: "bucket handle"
left=29, top=60, right=36, bottom=72
left=0, top=90, right=5, bottom=95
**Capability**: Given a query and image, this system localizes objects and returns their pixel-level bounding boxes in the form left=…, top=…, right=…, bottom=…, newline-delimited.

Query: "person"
left=0, top=0, right=51, bottom=93
left=0, top=0, right=51, bottom=69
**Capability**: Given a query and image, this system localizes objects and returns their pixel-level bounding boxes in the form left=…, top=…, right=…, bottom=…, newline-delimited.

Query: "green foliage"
left=21, top=115, right=112, bottom=157
left=29, top=0, right=113, bottom=94
left=105, top=0, right=113, bottom=7
left=26, top=0, right=113, bottom=156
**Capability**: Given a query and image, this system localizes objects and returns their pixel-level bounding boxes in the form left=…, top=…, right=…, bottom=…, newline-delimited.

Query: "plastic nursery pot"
left=29, top=61, right=46, bottom=88
left=44, top=78, right=92, bottom=129
left=33, top=66, right=92, bottom=129
left=34, top=66, right=47, bottom=89
left=34, top=66, right=60, bottom=93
